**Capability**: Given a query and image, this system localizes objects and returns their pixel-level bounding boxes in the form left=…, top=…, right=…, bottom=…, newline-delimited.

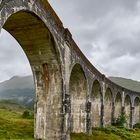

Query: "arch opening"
left=91, top=80, right=102, bottom=127
left=69, top=64, right=87, bottom=133
left=2, top=11, right=62, bottom=139
left=134, top=97, right=140, bottom=125
left=0, top=28, right=35, bottom=139
left=104, top=88, right=112, bottom=126
left=124, top=95, right=131, bottom=127
left=114, top=92, right=122, bottom=120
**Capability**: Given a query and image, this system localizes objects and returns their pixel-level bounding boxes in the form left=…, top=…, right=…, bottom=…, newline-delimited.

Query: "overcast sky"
left=0, top=0, right=140, bottom=82
left=0, top=29, right=32, bottom=82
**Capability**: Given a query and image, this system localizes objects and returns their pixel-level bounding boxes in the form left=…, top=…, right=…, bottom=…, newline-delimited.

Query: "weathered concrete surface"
left=124, top=95, right=131, bottom=127
left=1, top=0, right=140, bottom=140
left=104, top=88, right=112, bottom=126
left=91, top=80, right=102, bottom=127
left=114, top=92, right=122, bottom=120
left=69, top=64, right=87, bottom=133
left=134, top=97, right=140, bottom=125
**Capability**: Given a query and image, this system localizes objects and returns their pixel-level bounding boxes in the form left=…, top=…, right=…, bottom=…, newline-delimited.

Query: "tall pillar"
left=101, top=79, right=106, bottom=127
left=121, top=91, right=125, bottom=119
left=101, top=103, right=104, bottom=126
left=63, top=94, right=71, bottom=140
left=86, top=100, right=92, bottom=133
left=112, top=100, right=115, bottom=124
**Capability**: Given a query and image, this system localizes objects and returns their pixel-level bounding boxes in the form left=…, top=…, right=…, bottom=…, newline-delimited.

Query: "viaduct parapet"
left=0, top=0, right=140, bottom=140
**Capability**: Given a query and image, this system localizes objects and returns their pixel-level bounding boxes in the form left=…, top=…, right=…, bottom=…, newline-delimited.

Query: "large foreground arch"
left=69, top=64, right=87, bottom=133
left=1, top=5, right=63, bottom=140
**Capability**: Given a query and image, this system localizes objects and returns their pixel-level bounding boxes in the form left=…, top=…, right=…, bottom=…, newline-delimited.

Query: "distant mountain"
left=0, top=75, right=35, bottom=108
left=0, top=75, right=140, bottom=109
left=0, top=76, right=34, bottom=91
left=109, top=77, right=140, bottom=92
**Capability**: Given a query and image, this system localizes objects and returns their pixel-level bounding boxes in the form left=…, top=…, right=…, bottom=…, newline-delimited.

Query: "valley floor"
left=71, top=127, right=140, bottom=140
left=0, top=104, right=34, bottom=139
left=0, top=101, right=140, bottom=140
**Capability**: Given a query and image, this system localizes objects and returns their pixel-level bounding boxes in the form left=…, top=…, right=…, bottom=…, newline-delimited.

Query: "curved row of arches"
left=1, top=1, right=140, bottom=138
left=69, top=64, right=140, bottom=132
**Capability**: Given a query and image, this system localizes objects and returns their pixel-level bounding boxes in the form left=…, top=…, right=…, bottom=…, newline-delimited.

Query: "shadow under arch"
left=104, top=87, right=113, bottom=126
left=91, top=79, right=102, bottom=127
left=114, top=92, right=122, bottom=120
left=134, top=97, right=140, bottom=125
left=2, top=11, right=63, bottom=139
left=69, top=63, right=87, bottom=133
left=124, top=95, right=132, bottom=128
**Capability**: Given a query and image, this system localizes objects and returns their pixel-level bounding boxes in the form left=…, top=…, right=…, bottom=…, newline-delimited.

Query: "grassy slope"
left=1, top=100, right=140, bottom=140
left=71, top=127, right=140, bottom=140
left=0, top=101, right=34, bottom=139
left=109, top=77, right=140, bottom=92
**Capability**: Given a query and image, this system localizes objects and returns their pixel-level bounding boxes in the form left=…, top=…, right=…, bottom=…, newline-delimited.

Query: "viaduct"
left=0, top=0, right=140, bottom=140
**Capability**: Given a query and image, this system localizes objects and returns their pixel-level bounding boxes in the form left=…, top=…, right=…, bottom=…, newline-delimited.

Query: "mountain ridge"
left=0, top=75, right=35, bottom=108
left=0, top=75, right=140, bottom=108
left=109, top=76, right=140, bottom=92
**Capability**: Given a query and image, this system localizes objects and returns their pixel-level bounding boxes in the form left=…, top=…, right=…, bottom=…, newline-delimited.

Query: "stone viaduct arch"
left=1, top=1, right=140, bottom=140
left=4, top=10, right=63, bottom=140
left=134, top=97, right=140, bottom=125
left=104, top=88, right=113, bottom=126
left=114, top=92, right=122, bottom=120
left=69, top=63, right=87, bottom=133
left=124, top=95, right=132, bottom=127
left=91, top=79, right=102, bottom=127
left=0, top=1, right=64, bottom=140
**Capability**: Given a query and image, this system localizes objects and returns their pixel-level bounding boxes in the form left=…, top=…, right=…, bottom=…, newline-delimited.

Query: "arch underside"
left=115, top=92, right=122, bottom=119
left=91, top=80, right=102, bottom=127
left=69, top=64, right=87, bottom=133
left=134, top=97, right=140, bottom=125
left=104, top=88, right=112, bottom=126
left=124, top=95, right=131, bottom=127
left=3, top=11, right=62, bottom=139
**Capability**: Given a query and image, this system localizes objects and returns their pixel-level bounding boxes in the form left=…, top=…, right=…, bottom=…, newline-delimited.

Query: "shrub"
left=133, top=123, right=140, bottom=129
left=22, top=110, right=30, bottom=119
left=114, top=112, right=126, bottom=127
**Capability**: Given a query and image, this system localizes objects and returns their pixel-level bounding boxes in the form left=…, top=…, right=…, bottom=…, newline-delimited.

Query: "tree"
left=114, top=112, right=126, bottom=127
left=22, top=110, right=30, bottom=118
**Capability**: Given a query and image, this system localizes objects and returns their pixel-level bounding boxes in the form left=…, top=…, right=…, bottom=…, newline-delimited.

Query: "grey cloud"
left=0, top=29, right=32, bottom=82
left=0, top=30, right=28, bottom=63
left=108, top=38, right=140, bottom=58
left=1, top=0, right=140, bottom=82
left=50, top=0, right=139, bottom=24
left=39, top=1, right=140, bottom=81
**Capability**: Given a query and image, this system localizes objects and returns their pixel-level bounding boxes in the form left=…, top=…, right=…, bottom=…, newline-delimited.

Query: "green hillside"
left=109, top=77, right=140, bottom=92
left=71, top=127, right=140, bottom=140
left=0, top=100, right=26, bottom=111
left=0, top=76, right=34, bottom=90
left=0, top=100, right=34, bottom=139
left=0, top=76, right=35, bottom=108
